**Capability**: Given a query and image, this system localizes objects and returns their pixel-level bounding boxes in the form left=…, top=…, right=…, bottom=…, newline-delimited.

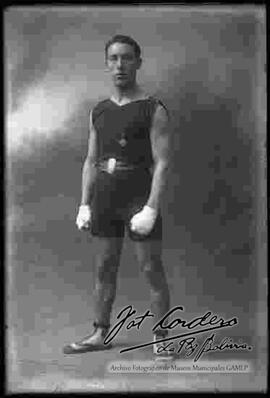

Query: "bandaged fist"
left=76, top=205, right=91, bottom=230
left=130, top=205, right=158, bottom=236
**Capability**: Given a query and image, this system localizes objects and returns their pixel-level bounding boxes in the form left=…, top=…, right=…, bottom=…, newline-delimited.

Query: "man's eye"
left=108, top=55, right=134, bottom=63
left=123, top=55, right=133, bottom=61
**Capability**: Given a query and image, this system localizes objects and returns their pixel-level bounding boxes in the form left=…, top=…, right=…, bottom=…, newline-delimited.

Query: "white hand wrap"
left=76, top=205, right=91, bottom=230
left=130, top=205, right=158, bottom=235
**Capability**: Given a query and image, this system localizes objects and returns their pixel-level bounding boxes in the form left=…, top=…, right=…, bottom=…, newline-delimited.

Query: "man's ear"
left=136, top=57, right=142, bottom=70
left=104, top=58, right=110, bottom=72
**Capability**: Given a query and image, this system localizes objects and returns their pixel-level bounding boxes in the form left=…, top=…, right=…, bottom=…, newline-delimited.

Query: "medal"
left=119, top=137, right=127, bottom=147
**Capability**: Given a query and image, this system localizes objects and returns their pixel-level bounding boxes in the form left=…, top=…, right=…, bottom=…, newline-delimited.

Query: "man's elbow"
left=82, top=157, right=96, bottom=174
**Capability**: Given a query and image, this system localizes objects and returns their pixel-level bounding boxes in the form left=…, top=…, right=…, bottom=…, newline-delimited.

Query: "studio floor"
left=6, top=217, right=266, bottom=393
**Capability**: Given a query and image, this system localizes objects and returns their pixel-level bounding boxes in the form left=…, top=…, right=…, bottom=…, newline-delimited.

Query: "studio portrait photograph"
left=5, top=4, right=267, bottom=393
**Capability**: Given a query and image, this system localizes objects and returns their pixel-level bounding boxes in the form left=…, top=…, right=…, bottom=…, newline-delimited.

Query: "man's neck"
left=111, top=84, right=147, bottom=104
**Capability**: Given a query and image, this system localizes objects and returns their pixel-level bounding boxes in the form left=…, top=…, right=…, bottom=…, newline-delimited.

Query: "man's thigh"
left=92, top=236, right=124, bottom=282
left=90, top=172, right=126, bottom=239
left=93, top=236, right=124, bottom=259
left=133, top=239, right=163, bottom=271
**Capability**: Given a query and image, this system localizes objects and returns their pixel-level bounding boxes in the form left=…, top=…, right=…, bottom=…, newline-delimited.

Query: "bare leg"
left=63, top=235, right=123, bottom=354
left=133, top=239, right=173, bottom=359
left=93, top=236, right=124, bottom=327
left=133, top=239, right=170, bottom=334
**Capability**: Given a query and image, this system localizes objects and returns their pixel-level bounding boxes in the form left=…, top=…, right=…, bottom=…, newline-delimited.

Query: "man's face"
left=106, top=42, right=142, bottom=88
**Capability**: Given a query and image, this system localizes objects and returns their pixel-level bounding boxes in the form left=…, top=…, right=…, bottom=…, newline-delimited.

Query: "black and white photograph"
left=5, top=4, right=267, bottom=393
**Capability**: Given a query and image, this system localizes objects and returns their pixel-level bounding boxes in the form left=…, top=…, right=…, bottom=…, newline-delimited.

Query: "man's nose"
left=116, top=57, right=124, bottom=68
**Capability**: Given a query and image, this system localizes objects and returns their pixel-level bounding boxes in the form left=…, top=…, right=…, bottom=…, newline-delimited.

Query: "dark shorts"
left=90, top=169, right=162, bottom=240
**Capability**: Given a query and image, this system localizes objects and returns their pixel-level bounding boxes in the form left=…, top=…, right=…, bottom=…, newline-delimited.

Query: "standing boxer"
left=63, top=35, right=171, bottom=359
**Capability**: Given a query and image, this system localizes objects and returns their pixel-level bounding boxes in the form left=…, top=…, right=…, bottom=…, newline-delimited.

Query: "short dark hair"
left=105, top=35, right=141, bottom=59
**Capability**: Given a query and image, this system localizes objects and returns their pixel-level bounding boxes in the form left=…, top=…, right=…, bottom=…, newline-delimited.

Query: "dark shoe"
left=63, top=323, right=112, bottom=354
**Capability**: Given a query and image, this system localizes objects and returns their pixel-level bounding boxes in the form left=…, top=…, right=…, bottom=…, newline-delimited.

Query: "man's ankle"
left=93, top=321, right=110, bottom=334
left=153, top=329, right=168, bottom=339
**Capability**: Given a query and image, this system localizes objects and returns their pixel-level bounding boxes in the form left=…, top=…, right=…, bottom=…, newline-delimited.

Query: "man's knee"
left=94, top=237, right=122, bottom=281
left=141, top=256, right=159, bottom=272
left=95, top=254, right=119, bottom=282
left=94, top=236, right=123, bottom=257
left=135, top=240, right=162, bottom=268
left=142, top=257, right=165, bottom=281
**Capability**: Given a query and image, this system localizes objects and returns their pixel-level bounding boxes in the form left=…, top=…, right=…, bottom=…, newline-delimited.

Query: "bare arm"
left=80, top=110, right=98, bottom=205
left=146, top=104, right=170, bottom=211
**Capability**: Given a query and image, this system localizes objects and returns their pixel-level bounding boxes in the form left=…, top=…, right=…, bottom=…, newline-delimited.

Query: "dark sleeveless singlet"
left=92, top=96, right=167, bottom=167
left=90, top=96, right=167, bottom=240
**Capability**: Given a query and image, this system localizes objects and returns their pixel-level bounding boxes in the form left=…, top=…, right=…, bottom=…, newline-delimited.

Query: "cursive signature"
left=104, top=305, right=245, bottom=360
left=149, top=333, right=252, bottom=362
left=104, top=305, right=154, bottom=345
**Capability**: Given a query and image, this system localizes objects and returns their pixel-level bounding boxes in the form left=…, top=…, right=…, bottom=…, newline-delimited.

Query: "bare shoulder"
left=154, top=103, right=169, bottom=122
left=149, top=96, right=169, bottom=122
left=151, top=100, right=170, bottom=130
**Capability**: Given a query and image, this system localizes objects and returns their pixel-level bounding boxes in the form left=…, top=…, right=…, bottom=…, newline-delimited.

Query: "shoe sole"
left=63, top=343, right=112, bottom=355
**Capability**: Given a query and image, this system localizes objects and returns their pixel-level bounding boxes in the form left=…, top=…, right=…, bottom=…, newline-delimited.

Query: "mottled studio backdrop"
left=5, top=5, right=266, bottom=391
